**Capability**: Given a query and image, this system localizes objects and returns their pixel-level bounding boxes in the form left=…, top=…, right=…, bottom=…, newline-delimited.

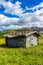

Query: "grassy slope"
left=0, top=30, right=15, bottom=38
left=0, top=28, right=30, bottom=38
left=0, top=31, right=43, bottom=65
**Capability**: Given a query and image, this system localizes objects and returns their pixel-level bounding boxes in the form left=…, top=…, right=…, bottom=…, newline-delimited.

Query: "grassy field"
left=0, top=35, right=43, bottom=65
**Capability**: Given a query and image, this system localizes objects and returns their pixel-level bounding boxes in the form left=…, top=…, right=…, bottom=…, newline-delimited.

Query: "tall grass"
left=0, top=38, right=5, bottom=44
left=0, top=35, right=43, bottom=65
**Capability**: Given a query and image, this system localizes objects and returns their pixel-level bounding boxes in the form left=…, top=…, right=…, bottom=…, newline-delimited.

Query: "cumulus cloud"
left=18, top=7, right=43, bottom=27
left=4, top=1, right=25, bottom=16
left=26, top=2, right=43, bottom=11
left=0, top=14, right=21, bottom=31
left=0, top=0, right=25, bottom=16
left=0, top=14, right=19, bottom=26
left=18, top=2, right=43, bottom=27
left=0, top=1, right=43, bottom=31
left=19, top=12, right=43, bottom=27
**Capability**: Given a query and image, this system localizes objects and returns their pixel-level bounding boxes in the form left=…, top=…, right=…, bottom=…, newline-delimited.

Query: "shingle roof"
left=3, top=31, right=39, bottom=38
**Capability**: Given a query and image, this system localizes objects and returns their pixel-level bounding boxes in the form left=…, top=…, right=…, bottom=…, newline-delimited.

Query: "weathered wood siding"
left=30, top=34, right=38, bottom=46
left=26, top=36, right=31, bottom=47
left=5, top=34, right=38, bottom=47
left=6, top=36, right=26, bottom=47
left=26, top=34, right=38, bottom=47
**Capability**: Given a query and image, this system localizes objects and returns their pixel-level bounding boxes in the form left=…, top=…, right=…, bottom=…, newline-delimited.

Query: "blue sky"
left=0, top=0, right=43, bottom=31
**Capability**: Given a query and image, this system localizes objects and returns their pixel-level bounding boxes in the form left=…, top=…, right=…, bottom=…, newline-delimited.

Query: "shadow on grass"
left=0, top=44, right=10, bottom=48
left=0, top=44, right=25, bottom=48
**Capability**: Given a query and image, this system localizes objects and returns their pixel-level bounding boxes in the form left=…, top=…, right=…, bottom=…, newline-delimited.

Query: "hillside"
left=31, top=27, right=43, bottom=33
left=0, top=28, right=30, bottom=38
left=0, top=27, right=43, bottom=38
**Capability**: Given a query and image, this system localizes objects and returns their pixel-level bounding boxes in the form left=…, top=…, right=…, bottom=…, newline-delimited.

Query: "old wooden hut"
left=4, top=31, right=39, bottom=47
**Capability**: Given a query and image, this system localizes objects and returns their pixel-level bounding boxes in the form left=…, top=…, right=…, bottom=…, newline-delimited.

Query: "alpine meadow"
left=0, top=31, right=43, bottom=65
left=0, top=0, right=43, bottom=65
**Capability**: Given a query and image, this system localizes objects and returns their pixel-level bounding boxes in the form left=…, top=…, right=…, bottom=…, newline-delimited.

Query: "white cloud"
left=26, top=2, right=43, bottom=11
left=4, top=1, right=24, bottom=16
left=18, top=7, right=43, bottom=27
left=0, top=0, right=24, bottom=16
left=1, top=25, right=22, bottom=30
left=0, top=14, right=27, bottom=31
left=0, top=2, right=43, bottom=31
left=0, top=14, right=19, bottom=26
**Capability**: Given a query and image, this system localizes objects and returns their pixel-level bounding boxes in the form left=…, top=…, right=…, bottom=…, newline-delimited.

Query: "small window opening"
left=31, top=44, right=33, bottom=46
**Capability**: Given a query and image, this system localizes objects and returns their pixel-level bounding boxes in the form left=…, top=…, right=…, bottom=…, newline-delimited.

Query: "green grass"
left=0, top=35, right=43, bottom=65
left=0, top=38, right=5, bottom=44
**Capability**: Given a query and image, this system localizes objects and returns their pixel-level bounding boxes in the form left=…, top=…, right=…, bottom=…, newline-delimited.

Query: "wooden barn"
left=4, top=31, right=39, bottom=47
